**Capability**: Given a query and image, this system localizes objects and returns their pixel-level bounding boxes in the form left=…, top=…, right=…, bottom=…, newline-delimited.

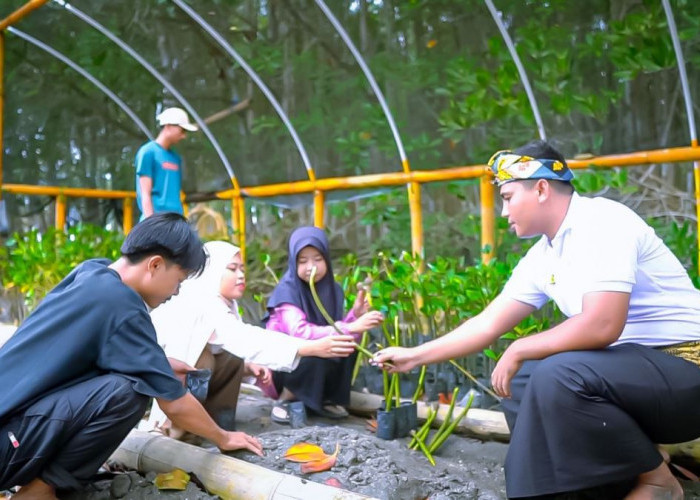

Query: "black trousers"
left=0, top=374, right=148, bottom=491
left=501, top=343, right=700, bottom=499
left=273, top=353, right=357, bottom=412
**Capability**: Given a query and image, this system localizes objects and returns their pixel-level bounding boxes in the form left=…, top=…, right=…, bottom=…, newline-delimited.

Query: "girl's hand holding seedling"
left=351, top=278, right=373, bottom=317
left=372, top=346, right=418, bottom=373
left=348, top=310, right=384, bottom=334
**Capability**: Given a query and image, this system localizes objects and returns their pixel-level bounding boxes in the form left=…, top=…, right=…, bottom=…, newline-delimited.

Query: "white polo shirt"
left=502, top=193, right=700, bottom=346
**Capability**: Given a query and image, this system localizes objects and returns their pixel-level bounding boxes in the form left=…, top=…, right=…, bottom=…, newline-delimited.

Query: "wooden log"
left=112, top=430, right=378, bottom=500
left=348, top=390, right=510, bottom=442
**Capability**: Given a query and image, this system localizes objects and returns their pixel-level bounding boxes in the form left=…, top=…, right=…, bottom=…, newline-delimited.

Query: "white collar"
left=545, top=192, right=579, bottom=248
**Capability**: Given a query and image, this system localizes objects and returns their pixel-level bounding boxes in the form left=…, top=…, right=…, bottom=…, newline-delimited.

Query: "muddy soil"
left=60, top=392, right=700, bottom=500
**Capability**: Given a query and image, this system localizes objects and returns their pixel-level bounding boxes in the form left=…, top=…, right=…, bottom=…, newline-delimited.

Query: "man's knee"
left=99, top=375, right=149, bottom=420
left=528, top=352, right=588, bottom=398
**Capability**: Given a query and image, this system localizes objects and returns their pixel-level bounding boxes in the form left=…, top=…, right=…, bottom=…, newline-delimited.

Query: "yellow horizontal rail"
left=2, top=144, right=700, bottom=265
left=221, top=166, right=488, bottom=199
left=2, top=184, right=135, bottom=199
left=211, top=145, right=700, bottom=200
left=4, top=145, right=700, bottom=202
left=0, top=0, right=50, bottom=31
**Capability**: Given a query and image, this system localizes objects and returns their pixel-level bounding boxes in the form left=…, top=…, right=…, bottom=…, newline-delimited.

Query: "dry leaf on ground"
left=283, top=442, right=329, bottom=463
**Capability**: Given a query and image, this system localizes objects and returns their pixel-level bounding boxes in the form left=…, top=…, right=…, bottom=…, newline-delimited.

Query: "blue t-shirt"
left=135, top=140, right=184, bottom=219
left=0, top=259, right=186, bottom=424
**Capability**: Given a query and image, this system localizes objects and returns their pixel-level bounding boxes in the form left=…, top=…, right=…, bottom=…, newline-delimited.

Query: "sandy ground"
left=57, top=391, right=700, bottom=500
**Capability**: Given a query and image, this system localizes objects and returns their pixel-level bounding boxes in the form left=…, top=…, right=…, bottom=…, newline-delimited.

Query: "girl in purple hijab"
left=264, top=226, right=384, bottom=423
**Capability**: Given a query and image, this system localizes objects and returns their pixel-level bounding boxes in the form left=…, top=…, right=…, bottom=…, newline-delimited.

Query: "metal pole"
left=123, top=197, right=133, bottom=234
left=169, top=0, right=322, bottom=234
left=8, top=28, right=152, bottom=139
left=313, top=190, right=325, bottom=228
left=53, top=0, right=237, bottom=184
left=170, top=0, right=314, bottom=180
left=661, top=0, right=699, bottom=277
left=55, top=193, right=66, bottom=230
left=0, top=31, right=4, bottom=205
left=479, top=176, right=495, bottom=264
left=314, top=0, right=423, bottom=257
left=484, top=0, right=546, bottom=141
left=0, top=0, right=50, bottom=31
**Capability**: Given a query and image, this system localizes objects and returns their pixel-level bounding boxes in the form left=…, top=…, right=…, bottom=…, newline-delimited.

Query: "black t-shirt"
left=0, top=259, right=186, bottom=423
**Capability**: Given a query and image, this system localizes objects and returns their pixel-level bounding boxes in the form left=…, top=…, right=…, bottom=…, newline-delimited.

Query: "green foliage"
left=0, top=225, right=123, bottom=311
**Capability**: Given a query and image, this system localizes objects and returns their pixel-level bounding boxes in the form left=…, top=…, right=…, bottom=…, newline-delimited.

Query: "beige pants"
left=195, top=345, right=245, bottom=424
left=166, top=346, right=245, bottom=439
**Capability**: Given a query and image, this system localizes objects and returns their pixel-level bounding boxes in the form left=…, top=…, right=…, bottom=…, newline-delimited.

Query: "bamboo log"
left=111, top=430, right=377, bottom=500
left=661, top=438, right=700, bottom=463
left=348, top=391, right=510, bottom=442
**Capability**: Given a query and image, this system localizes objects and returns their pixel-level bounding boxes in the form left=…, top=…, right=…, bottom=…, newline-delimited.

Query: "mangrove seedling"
left=308, top=266, right=375, bottom=360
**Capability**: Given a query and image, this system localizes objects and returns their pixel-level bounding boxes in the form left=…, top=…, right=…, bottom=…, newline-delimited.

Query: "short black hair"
left=515, top=140, right=574, bottom=193
left=514, top=140, right=567, bottom=165
left=121, top=212, right=207, bottom=277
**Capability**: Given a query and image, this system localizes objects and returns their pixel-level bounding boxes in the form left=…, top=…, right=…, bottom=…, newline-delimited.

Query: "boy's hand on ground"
left=218, top=431, right=264, bottom=456
left=372, top=346, right=415, bottom=373
left=349, top=311, right=384, bottom=333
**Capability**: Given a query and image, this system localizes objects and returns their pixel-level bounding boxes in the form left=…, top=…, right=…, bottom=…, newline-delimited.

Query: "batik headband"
left=487, top=150, right=574, bottom=187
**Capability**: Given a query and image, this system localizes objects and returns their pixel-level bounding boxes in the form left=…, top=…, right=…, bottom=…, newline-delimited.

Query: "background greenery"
left=2, top=0, right=699, bottom=259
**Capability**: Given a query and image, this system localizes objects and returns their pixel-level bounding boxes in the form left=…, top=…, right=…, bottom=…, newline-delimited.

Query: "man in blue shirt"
left=135, top=107, right=198, bottom=220
left=0, top=213, right=263, bottom=499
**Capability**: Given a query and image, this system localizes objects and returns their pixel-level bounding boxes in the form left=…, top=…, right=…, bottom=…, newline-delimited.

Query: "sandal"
left=271, top=401, right=291, bottom=424
left=317, top=404, right=349, bottom=419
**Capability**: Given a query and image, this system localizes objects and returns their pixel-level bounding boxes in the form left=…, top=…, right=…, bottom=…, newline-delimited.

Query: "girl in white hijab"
left=147, top=241, right=355, bottom=435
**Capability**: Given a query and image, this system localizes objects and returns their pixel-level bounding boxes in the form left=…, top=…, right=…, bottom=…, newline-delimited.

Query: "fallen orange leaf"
left=283, top=442, right=328, bottom=463
left=365, top=418, right=377, bottom=432
left=301, top=443, right=340, bottom=474
left=438, top=392, right=452, bottom=405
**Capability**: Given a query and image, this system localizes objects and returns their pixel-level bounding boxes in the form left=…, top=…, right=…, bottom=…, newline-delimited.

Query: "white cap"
left=156, top=107, right=198, bottom=132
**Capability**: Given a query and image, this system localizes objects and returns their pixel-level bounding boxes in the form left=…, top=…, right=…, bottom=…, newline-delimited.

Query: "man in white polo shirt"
left=375, top=140, right=700, bottom=500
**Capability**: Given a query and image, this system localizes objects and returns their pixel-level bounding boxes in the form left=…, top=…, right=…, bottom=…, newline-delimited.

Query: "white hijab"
left=150, top=240, right=241, bottom=366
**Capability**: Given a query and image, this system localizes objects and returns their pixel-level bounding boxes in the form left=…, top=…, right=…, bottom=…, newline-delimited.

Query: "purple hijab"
left=264, top=226, right=345, bottom=326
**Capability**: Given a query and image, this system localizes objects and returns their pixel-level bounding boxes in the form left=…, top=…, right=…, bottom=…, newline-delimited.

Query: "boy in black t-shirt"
left=0, top=213, right=263, bottom=499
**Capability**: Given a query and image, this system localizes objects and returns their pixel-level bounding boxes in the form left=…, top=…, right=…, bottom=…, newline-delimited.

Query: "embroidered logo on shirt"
left=162, top=161, right=179, bottom=171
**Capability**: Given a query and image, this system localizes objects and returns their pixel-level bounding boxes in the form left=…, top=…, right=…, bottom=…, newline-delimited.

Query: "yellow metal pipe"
left=231, top=196, right=241, bottom=240
left=408, top=181, right=423, bottom=259
left=0, top=31, right=4, bottom=203
left=313, top=190, right=325, bottom=228
left=237, top=196, right=246, bottom=263
left=219, top=166, right=488, bottom=199
left=2, top=184, right=134, bottom=199
left=479, top=176, right=496, bottom=264
left=566, top=146, right=700, bottom=169
left=0, top=0, right=50, bottom=31
left=695, top=159, right=699, bottom=278
left=211, top=145, right=700, bottom=201
left=693, top=139, right=700, bottom=278
left=55, top=194, right=66, bottom=230
left=123, top=197, right=133, bottom=234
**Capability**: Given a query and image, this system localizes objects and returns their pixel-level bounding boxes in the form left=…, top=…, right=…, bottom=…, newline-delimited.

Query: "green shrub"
left=1, top=225, right=123, bottom=312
